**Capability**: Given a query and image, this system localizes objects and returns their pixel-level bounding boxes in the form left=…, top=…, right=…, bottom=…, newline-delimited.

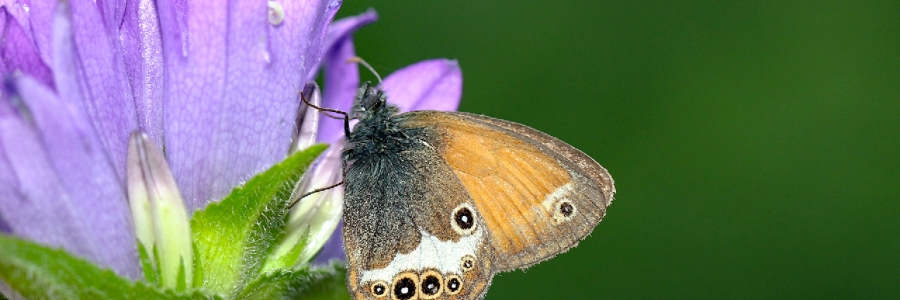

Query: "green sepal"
left=237, top=262, right=351, bottom=300
left=177, top=258, right=187, bottom=291
left=0, top=234, right=218, bottom=300
left=192, top=242, right=203, bottom=289
left=138, top=242, right=159, bottom=286
left=190, top=144, right=327, bottom=296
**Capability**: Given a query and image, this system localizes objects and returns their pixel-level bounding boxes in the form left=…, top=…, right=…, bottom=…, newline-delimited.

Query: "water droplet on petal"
left=268, top=1, right=285, bottom=26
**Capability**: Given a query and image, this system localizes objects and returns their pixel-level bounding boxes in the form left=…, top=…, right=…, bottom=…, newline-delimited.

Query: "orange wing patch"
left=404, top=112, right=574, bottom=266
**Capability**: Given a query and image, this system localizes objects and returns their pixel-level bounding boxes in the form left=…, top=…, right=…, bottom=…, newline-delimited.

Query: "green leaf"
left=0, top=234, right=216, bottom=300
left=237, top=262, right=351, bottom=300
left=190, top=144, right=328, bottom=296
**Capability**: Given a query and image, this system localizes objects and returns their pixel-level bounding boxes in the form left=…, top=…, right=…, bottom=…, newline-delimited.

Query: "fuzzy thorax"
left=346, top=82, right=423, bottom=160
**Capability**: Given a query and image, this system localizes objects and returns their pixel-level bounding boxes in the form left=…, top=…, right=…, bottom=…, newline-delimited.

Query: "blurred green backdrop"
left=334, top=1, right=900, bottom=299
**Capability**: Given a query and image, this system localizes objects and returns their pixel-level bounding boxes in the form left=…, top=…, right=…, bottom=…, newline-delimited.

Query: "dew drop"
left=268, top=1, right=285, bottom=26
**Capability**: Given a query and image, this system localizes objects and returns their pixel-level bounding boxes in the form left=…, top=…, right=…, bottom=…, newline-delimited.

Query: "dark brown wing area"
left=399, top=111, right=616, bottom=272
left=342, top=123, right=495, bottom=299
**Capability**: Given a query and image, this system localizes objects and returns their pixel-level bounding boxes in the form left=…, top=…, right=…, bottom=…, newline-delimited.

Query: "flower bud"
left=289, top=82, right=322, bottom=154
left=126, top=132, right=193, bottom=289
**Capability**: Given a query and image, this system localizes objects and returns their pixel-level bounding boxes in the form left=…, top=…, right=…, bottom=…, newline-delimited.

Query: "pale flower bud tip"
left=125, top=131, right=194, bottom=289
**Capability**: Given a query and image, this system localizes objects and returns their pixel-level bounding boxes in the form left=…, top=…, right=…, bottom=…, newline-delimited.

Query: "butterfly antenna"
left=300, top=87, right=351, bottom=137
left=288, top=180, right=345, bottom=209
left=347, top=57, right=383, bottom=86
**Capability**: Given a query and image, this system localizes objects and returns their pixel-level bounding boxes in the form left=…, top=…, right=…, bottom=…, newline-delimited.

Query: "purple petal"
left=0, top=97, right=92, bottom=262
left=119, top=0, right=165, bottom=146
left=382, top=59, right=463, bottom=113
left=0, top=9, right=8, bottom=75
left=153, top=0, right=186, bottom=60
left=0, top=49, right=5, bottom=76
left=3, top=0, right=55, bottom=65
left=316, top=10, right=378, bottom=143
left=1, top=1, right=35, bottom=57
left=0, top=213, right=9, bottom=233
left=1, top=8, right=54, bottom=87
left=52, top=2, right=137, bottom=182
left=0, top=76, right=139, bottom=279
left=0, top=1, right=32, bottom=40
left=95, top=0, right=126, bottom=39
left=317, top=36, right=357, bottom=143
left=290, top=82, right=322, bottom=153
left=160, top=0, right=341, bottom=211
left=0, top=83, right=13, bottom=237
left=308, top=9, right=378, bottom=79
left=281, top=0, right=342, bottom=87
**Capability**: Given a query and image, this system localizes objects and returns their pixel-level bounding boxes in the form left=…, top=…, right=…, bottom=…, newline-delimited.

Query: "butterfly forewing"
left=399, top=111, right=615, bottom=272
left=341, top=99, right=615, bottom=300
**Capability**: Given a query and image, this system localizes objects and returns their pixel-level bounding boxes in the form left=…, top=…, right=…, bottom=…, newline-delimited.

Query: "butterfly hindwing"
left=342, top=124, right=494, bottom=300
left=398, top=111, right=616, bottom=272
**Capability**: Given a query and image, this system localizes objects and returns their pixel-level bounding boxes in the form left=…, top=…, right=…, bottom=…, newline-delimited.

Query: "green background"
left=335, top=1, right=899, bottom=299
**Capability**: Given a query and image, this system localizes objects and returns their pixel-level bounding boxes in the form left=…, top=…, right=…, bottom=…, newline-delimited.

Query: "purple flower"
left=0, top=0, right=462, bottom=289
left=1, top=0, right=341, bottom=279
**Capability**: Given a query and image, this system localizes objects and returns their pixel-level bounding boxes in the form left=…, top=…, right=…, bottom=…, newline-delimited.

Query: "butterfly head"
left=352, top=81, right=398, bottom=122
left=345, top=82, right=421, bottom=161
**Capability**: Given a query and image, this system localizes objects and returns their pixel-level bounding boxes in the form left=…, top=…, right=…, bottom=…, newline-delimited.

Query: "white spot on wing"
left=359, top=227, right=483, bottom=284
left=542, top=183, right=574, bottom=223
left=543, top=183, right=573, bottom=208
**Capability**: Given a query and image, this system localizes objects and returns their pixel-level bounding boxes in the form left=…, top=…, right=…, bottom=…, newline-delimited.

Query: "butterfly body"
left=341, top=83, right=615, bottom=299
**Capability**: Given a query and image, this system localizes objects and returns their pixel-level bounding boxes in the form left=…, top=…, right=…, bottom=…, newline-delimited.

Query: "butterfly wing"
left=342, top=109, right=615, bottom=299
left=342, top=127, right=495, bottom=300
left=398, top=111, right=616, bottom=271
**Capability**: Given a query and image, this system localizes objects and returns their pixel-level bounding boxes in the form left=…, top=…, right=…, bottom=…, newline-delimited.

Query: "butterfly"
left=316, top=81, right=615, bottom=300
